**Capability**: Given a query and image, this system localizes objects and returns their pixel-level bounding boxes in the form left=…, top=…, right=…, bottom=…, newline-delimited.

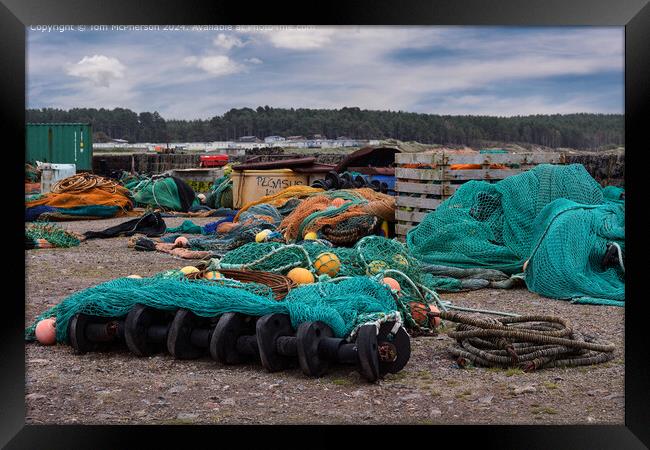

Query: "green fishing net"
left=25, top=222, right=80, bottom=248
left=407, top=164, right=625, bottom=305
left=25, top=275, right=399, bottom=342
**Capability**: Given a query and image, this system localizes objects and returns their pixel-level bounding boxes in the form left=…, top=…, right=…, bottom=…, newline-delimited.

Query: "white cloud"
left=66, top=55, right=125, bottom=87
left=213, top=33, right=244, bottom=50
left=246, top=57, right=263, bottom=64
left=267, top=28, right=336, bottom=49
left=185, top=55, right=242, bottom=76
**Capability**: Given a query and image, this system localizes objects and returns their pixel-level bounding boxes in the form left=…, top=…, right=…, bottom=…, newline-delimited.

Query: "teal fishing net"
left=25, top=222, right=80, bottom=248
left=25, top=275, right=399, bottom=342
left=407, top=164, right=625, bottom=305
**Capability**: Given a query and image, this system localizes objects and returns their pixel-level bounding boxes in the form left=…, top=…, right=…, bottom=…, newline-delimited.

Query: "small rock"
left=26, top=393, right=46, bottom=401
left=28, top=359, right=48, bottom=364
left=400, top=393, right=422, bottom=401
left=222, top=398, right=236, bottom=406
left=204, top=402, right=220, bottom=409
left=604, top=393, right=624, bottom=400
left=512, top=385, right=536, bottom=395
left=168, top=385, right=188, bottom=394
left=176, top=413, right=198, bottom=421
left=351, top=389, right=364, bottom=398
left=373, top=399, right=382, bottom=405
left=478, top=395, right=493, bottom=404
left=430, top=408, right=442, bottom=416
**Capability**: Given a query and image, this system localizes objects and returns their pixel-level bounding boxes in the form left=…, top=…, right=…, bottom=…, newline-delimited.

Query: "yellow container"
left=232, top=169, right=309, bottom=208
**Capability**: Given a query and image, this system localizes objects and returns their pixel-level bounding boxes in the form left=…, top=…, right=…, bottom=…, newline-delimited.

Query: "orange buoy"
left=287, top=268, right=315, bottom=285
left=382, top=277, right=401, bottom=292
left=409, top=302, right=441, bottom=328
left=35, top=318, right=56, bottom=345
left=204, top=271, right=222, bottom=280
left=313, top=252, right=341, bottom=277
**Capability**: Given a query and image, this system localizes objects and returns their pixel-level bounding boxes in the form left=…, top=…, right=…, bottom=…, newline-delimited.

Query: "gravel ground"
left=25, top=217, right=624, bottom=425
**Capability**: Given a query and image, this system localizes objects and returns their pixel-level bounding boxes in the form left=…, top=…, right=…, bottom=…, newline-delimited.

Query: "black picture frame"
left=2, top=0, right=648, bottom=447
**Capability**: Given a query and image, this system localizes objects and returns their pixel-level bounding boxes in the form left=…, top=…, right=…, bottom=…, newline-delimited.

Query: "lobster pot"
left=394, top=152, right=566, bottom=240
left=40, top=163, right=76, bottom=193
left=232, top=169, right=309, bottom=208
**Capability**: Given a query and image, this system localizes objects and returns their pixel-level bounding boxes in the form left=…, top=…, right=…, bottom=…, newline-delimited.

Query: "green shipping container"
left=26, top=123, right=93, bottom=171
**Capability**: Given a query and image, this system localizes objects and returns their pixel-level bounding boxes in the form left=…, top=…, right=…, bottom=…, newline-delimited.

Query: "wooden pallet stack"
left=394, top=151, right=566, bottom=240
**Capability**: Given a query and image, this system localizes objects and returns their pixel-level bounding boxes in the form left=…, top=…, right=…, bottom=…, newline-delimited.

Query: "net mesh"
left=25, top=274, right=400, bottom=342
left=407, top=164, right=624, bottom=304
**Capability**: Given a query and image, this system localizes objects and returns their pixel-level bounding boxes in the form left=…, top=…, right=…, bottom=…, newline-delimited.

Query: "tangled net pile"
left=440, top=311, right=615, bottom=371
left=279, top=188, right=394, bottom=244
left=216, top=235, right=447, bottom=331
left=407, top=164, right=625, bottom=305
left=25, top=275, right=399, bottom=343
left=26, top=173, right=133, bottom=220
left=25, top=222, right=81, bottom=249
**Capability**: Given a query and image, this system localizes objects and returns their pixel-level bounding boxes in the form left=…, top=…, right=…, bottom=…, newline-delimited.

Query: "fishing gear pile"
left=407, top=164, right=625, bottom=305
left=25, top=173, right=134, bottom=221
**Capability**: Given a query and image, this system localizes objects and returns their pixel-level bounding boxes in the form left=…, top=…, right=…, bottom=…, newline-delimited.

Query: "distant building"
left=264, top=135, right=286, bottom=143
left=308, top=134, right=327, bottom=140
left=110, top=138, right=129, bottom=144
left=286, top=135, right=305, bottom=141
left=238, top=136, right=261, bottom=143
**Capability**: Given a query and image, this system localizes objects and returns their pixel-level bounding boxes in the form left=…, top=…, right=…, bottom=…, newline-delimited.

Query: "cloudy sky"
left=27, top=26, right=624, bottom=119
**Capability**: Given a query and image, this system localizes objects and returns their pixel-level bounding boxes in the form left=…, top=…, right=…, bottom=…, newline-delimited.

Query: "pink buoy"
left=174, top=236, right=189, bottom=248
left=35, top=318, right=56, bottom=345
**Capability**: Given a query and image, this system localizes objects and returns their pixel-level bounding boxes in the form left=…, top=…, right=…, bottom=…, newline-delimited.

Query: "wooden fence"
left=394, top=152, right=566, bottom=240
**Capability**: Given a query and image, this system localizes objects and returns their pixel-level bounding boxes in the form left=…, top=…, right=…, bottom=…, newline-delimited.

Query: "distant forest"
left=27, top=106, right=624, bottom=150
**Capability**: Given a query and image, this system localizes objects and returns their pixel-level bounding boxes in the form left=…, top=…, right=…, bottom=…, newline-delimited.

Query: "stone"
left=512, top=385, right=536, bottom=395
left=478, top=395, right=493, bottom=404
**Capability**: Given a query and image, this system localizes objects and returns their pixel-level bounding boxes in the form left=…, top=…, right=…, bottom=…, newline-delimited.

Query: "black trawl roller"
left=295, top=320, right=411, bottom=383
left=67, top=313, right=127, bottom=354
left=210, top=312, right=298, bottom=372
left=167, top=309, right=220, bottom=360
left=124, top=304, right=176, bottom=356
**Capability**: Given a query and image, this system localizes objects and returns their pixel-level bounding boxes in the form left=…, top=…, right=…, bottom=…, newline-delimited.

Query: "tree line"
left=27, top=106, right=624, bottom=150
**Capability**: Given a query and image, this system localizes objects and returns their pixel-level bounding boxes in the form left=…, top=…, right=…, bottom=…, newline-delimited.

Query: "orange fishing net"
left=450, top=163, right=508, bottom=170
left=26, top=189, right=133, bottom=215
left=234, top=186, right=323, bottom=221
left=280, top=189, right=395, bottom=241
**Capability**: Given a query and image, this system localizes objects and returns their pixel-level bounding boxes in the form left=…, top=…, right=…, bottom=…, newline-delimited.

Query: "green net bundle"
left=130, top=177, right=198, bottom=212
left=25, top=222, right=80, bottom=248
left=205, top=175, right=233, bottom=209
left=524, top=198, right=624, bottom=306
left=407, top=164, right=625, bottom=305
left=216, top=235, right=436, bottom=317
left=218, top=235, right=421, bottom=280
left=25, top=275, right=399, bottom=342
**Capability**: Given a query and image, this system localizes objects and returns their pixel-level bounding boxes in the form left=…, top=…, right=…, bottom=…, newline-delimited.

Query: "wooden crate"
left=394, top=152, right=566, bottom=240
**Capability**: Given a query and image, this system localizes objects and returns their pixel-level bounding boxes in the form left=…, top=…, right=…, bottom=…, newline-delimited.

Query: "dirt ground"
left=25, top=217, right=625, bottom=425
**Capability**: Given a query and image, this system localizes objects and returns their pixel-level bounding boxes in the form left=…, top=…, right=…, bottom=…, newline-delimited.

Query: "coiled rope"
left=51, top=173, right=123, bottom=195
left=431, top=310, right=616, bottom=372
